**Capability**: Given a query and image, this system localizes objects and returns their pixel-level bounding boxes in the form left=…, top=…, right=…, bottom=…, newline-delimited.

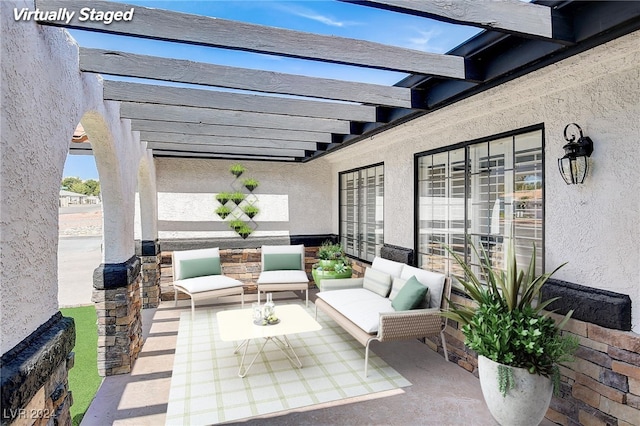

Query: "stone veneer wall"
left=1, top=314, right=75, bottom=426
left=139, top=241, right=161, bottom=309
left=92, top=257, right=143, bottom=376
left=441, top=291, right=640, bottom=426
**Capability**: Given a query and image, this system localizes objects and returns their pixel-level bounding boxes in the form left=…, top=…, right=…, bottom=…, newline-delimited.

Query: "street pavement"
left=58, top=205, right=103, bottom=307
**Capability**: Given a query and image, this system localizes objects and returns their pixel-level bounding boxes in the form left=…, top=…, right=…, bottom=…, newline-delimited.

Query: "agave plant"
left=441, top=238, right=578, bottom=396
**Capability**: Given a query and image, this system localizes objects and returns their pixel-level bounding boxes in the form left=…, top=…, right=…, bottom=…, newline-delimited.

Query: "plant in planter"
left=229, top=219, right=245, bottom=231
left=242, top=204, right=259, bottom=219
left=441, top=239, right=578, bottom=426
left=230, top=191, right=245, bottom=205
left=242, top=178, right=259, bottom=192
left=230, top=163, right=246, bottom=177
left=215, top=192, right=231, bottom=205
left=312, top=241, right=352, bottom=287
left=215, top=205, right=232, bottom=219
left=237, top=224, right=253, bottom=239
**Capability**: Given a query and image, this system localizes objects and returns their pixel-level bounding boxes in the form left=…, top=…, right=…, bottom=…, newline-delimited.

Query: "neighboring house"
left=59, top=189, right=86, bottom=207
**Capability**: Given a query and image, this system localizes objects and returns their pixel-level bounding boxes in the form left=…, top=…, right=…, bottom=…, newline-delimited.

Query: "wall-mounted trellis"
left=215, top=164, right=259, bottom=238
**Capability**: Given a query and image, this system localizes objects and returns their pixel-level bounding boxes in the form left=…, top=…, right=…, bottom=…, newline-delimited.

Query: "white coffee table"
left=216, top=304, right=322, bottom=377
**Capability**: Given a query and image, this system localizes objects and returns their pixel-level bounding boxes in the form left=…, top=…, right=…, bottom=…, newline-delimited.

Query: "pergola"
left=39, top=0, right=640, bottom=162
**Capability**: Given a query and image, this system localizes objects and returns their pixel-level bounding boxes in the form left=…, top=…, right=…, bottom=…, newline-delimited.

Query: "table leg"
left=235, top=335, right=303, bottom=377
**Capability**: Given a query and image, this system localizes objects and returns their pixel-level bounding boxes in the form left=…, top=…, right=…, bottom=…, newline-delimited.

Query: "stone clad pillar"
left=92, top=256, right=143, bottom=376
left=140, top=240, right=161, bottom=308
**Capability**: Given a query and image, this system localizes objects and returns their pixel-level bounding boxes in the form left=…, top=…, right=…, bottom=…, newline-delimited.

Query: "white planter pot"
left=478, top=355, right=553, bottom=426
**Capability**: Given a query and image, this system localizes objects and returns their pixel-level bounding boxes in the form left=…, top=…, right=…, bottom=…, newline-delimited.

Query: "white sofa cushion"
left=371, top=257, right=404, bottom=277
left=174, top=275, right=243, bottom=294
left=388, top=277, right=407, bottom=301
left=362, top=267, right=392, bottom=297
left=316, top=288, right=393, bottom=334
left=257, top=270, right=309, bottom=284
left=400, top=265, right=445, bottom=309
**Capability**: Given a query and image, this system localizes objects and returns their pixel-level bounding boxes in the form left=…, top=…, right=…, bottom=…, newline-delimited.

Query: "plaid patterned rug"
left=165, top=300, right=411, bottom=425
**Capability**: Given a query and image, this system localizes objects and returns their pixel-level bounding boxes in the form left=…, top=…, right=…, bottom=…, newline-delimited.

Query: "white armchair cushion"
left=173, top=247, right=220, bottom=280
left=261, top=244, right=305, bottom=271
left=400, top=265, right=445, bottom=309
left=257, top=270, right=309, bottom=284
left=174, top=275, right=243, bottom=294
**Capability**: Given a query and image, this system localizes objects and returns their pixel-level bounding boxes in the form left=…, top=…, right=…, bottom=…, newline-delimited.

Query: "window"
left=415, top=126, right=544, bottom=279
left=340, top=164, right=384, bottom=262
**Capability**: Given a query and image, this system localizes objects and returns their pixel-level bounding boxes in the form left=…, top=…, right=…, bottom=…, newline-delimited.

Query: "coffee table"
left=216, top=304, right=322, bottom=377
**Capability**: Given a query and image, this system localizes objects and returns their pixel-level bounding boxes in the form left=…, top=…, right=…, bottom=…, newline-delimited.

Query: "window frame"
left=338, top=162, right=384, bottom=263
left=413, top=124, right=546, bottom=277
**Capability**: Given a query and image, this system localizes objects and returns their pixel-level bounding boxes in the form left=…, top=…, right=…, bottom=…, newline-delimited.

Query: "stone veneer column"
left=92, top=256, right=143, bottom=376
left=1, top=313, right=75, bottom=426
left=139, top=240, right=161, bottom=309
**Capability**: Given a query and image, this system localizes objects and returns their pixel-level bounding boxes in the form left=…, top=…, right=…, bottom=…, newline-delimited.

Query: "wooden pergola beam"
left=152, top=151, right=298, bottom=162
left=146, top=142, right=305, bottom=158
left=81, top=49, right=413, bottom=108
left=130, top=120, right=332, bottom=143
left=344, top=0, right=570, bottom=43
left=120, top=102, right=351, bottom=134
left=104, top=81, right=376, bottom=123
left=37, top=0, right=465, bottom=78
left=140, top=132, right=319, bottom=151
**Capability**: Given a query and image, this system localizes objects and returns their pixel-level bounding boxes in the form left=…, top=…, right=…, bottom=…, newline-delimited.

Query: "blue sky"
left=63, top=0, right=480, bottom=180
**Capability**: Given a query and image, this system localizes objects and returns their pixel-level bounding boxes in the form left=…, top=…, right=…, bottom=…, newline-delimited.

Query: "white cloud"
left=276, top=4, right=360, bottom=28
left=407, top=28, right=447, bottom=53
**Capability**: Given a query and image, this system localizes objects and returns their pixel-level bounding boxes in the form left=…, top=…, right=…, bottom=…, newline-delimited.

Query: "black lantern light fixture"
left=558, top=123, right=594, bottom=185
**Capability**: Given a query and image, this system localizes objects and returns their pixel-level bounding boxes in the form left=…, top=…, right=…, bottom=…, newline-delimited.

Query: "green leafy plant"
left=441, top=238, right=578, bottom=396
left=230, top=191, right=245, bottom=205
left=229, top=219, right=245, bottom=231
left=215, top=192, right=231, bottom=205
left=243, top=178, right=259, bottom=191
left=215, top=205, right=231, bottom=219
left=317, top=241, right=345, bottom=260
left=230, top=163, right=246, bottom=177
left=242, top=204, right=259, bottom=219
left=314, top=241, right=351, bottom=272
left=237, top=224, right=253, bottom=239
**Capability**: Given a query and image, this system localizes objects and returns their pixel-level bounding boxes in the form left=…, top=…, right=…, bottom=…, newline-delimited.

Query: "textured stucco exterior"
left=1, top=0, right=146, bottom=353
left=155, top=158, right=333, bottom=239
left=323, top=31, right=640, bottom=331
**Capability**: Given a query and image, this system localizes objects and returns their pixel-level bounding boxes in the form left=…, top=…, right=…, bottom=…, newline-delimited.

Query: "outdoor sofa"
left=315, top=256, right=451, bottom=376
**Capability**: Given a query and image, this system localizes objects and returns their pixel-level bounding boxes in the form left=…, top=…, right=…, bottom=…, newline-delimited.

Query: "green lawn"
left=60, top=306, right=102, bottom=426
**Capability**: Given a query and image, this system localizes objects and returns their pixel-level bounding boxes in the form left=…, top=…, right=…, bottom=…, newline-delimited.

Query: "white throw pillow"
left=388, top=277, right=407, bottom=301
left=362, top=267, right=392, bottom=297
left=400, top=265, right=445, bottom=309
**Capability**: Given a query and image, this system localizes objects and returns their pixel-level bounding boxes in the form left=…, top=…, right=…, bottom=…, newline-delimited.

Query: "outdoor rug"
left=165, top=300, right=411, bottom=425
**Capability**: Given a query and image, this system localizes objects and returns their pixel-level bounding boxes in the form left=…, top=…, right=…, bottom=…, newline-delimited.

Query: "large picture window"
left=340, top=164, right=384, bottom=262
left=415, top=126, right=544, bottom=279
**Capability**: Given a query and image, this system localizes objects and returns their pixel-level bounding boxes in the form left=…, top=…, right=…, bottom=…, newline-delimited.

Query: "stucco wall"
left=1, top=0, right=147, bottom=353
left=155, top=158, right=333, bottom=240
left=324, top=31, right=640, bottom=331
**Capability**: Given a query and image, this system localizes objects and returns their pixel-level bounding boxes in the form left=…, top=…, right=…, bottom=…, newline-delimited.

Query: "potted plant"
left=215, top=205, right=231, bottom=219
left=242, top=204, right=259, bottom=219
left=243, top=177, right=259, bottom=192
left=230, top=191, right=245, bottom=205
left=215, top=192, right=231, bottom=205
left=441, top=239, right=578, bottom=426
left=230, top=163, right=246, bottom=178
left=312, top=241, right=352, bottom=287
left=229, top=219, right=245, bottom=231
left=237, top=224, right=253, bottom=239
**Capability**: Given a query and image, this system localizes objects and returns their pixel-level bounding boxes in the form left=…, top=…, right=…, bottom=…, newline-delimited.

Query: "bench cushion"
left=317, top=288, right=393, bottom=334
left=371, top=257, right=404, bottom=277
left=400, top=265, right=445, bottom=309
left=257, top=270, right=309, bottom=284
left=174, top=275, right=243, bottom=294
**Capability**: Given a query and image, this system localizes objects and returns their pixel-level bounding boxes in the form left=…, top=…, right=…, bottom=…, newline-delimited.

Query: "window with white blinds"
left=339, top=164, right=384, bottom=262
left=416, top=127, right=544, bottom=278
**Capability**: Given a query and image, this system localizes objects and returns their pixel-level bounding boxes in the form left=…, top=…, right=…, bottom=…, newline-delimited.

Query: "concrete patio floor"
left=81, top=290, right=550, bottom=425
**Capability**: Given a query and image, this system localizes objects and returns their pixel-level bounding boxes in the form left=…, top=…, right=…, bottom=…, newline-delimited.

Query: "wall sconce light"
left=558, top=123, right=594, bottom=184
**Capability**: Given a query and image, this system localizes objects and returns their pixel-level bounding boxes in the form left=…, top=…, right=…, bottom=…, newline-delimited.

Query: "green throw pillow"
left=179, top=257, right=221, bottom=279
left=391, top=275, right=428, bottom=311
left=263, top=253, right=302, bottom=271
